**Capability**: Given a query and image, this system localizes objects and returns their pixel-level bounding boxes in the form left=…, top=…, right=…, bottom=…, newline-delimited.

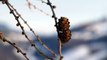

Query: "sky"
left=0, top=0, right=107, bottom=35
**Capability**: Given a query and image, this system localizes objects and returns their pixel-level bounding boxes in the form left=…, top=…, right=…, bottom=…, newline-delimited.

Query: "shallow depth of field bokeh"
left=0, top=0, right=107, bottom=60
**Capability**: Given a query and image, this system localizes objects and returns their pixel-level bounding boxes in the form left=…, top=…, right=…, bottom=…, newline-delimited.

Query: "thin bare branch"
left=0, top=32, right=29, bottom=60
left=3, top=1, right=52, bottom=59
left=47, top=0, right=57, bottom=26
left=36, top=0, right=47, bottom=4
left=26, top=0, right=51, bottom=16
left=46, top=0, right=64, bottom=60
left=6, top=1, right=57, bottom=57
left=58, top=39, right=63, bottom=60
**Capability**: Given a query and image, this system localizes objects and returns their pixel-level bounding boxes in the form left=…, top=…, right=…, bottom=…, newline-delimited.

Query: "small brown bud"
left=52, top=5, right=56, bottom=9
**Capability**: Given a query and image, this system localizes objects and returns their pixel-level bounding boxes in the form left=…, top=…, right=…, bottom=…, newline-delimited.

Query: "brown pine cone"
left=57, top=17, right=71, bottom=43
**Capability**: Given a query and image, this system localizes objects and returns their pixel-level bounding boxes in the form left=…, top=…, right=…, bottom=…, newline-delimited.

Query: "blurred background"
left=0, top=0, right=107, bottom=60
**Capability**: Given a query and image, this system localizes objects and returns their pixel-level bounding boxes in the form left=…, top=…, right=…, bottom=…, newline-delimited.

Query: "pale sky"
left=0, top=0, right=107, bottom=35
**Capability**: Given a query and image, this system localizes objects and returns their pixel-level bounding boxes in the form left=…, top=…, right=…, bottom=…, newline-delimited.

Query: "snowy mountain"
left=0, top=18, right=107, bottom=60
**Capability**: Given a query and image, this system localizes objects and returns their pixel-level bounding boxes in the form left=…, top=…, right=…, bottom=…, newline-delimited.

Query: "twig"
left=0, top=32, right=29, bottom=60
left=3, top=1, right=52, bottom=59
left=58, top=39, right=63, bottom=60
left=6, top=1, right=57, bottom=57
left=9, top=0, right=57, bottom=57
left=46, top=0, right=63, bottom=60
left=36, top=0, right=47, bottom=4
left=46, top=0, right=57, bottom=26
left=26, top=0, right=51, bottom=16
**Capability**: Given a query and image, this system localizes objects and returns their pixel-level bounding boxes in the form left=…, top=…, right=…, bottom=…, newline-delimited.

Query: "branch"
left=10, top=1, right=57, bottom=58
left=26, top=0, right=51, bottom=16
left=0, top=32, right=29, bottom=60
left=46, top=0, right=63, bottom=60
left=47, top=0, right=57, bottom=26
left=58, top=39, right=63, bottom=60
left=5, top=1, right=57, bottom=58
left=2, top=1, right=52, bottom=59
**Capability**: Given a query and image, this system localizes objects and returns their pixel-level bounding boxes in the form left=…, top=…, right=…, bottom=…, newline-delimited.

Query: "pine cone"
left=57, top=17, right=71, bottom=43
